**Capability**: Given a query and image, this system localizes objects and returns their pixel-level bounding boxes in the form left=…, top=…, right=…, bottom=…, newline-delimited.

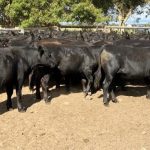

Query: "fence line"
left=0, top=25, right=150, bottom=33
left=104, top=26, right=150, bottom=29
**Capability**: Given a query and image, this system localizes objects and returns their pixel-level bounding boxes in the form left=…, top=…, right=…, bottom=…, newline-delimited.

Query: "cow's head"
left=38, top=46, right=56, bottom=68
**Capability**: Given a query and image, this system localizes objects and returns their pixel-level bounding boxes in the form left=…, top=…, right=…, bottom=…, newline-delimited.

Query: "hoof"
left=36, top=97, right=41, bottom=100
left=146, top=94, right=150, bottom=99
left=65, top=87, right=70, bottom=93
left=36, top=95, right=41, bottom=100
left=8, top=108, right=13, bottom=111
left=45, top=100, right=51, bottom=104
left=7, top=105, right=13, bottom=111
left=44, top=96, right=52, bottom=104
left=48, top=95, right=51, bottom=99
left=88, top=92, right=92, bottom=96
left=104, top=102, right=109, bottom=107
left=18, top=107, right=27, bottom=113
left=112, top=98, right=118, bottom=103
left=83, top=92, right=88, bottom=98
left=65, top=90, right=70, bottom=94
left=85, top=95, right=92, bottom=100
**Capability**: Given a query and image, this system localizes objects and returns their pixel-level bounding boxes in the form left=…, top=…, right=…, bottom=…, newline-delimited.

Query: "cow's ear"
left=38, top=46, right=44, bottom=57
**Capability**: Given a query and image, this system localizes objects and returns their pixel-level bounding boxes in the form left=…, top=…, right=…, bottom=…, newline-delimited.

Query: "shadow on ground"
left=98, top=86, right=148, bottom=100
left=0, top=85, right=82, bottom=115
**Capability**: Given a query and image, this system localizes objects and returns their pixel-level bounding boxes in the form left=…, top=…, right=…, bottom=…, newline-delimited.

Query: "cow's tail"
left=94, top=45, right=105, bottom=90
left=94, top=65, right=102, bottom=90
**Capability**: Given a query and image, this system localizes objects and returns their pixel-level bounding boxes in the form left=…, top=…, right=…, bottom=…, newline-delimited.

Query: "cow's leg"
left=146, top=86, right=150, bottom=99
left=102, top=58, right=119, bottom=105
left=6, top=85, right=13, bottom=110
left=55, top=71, right=61, bottom=89
left=35, top=81, right=41, bottom=100
left=41, top=74, right=51, bottom=103
left=114, top=75, right=126, bottom=91
left=110, top=89, right=118, bottom=103
left=84, top=70, right=93, bottom=96
left=56, top=80, right=60, bottom=89
left=109, top=81, right=118, bottom=103
left=81, top=78, right=87, bottom=97
left=16, top=79, right=26, bottom=112
left=144, top=78, right=150, bottom=99
left=65, top=75, right=71, bottom=92
left=103, top=75, right=113, bottom=106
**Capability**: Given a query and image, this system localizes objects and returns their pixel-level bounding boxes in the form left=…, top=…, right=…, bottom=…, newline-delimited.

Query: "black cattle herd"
left=0, top=30, right=150, bottom=112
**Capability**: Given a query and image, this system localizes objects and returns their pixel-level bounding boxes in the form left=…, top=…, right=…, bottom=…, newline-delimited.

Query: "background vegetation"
left=0, top=0, right=149, bottom=27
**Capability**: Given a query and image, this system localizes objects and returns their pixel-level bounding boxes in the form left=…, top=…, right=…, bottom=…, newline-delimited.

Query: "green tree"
left=0, top=0, right=12, bottom=27
left=92, top=0, right=148, bottom=26
left=5, top=0, right=53, bottom=27
left=2, top=0, right=109, bottom=27
left=69, top=2, right=108, bottom=24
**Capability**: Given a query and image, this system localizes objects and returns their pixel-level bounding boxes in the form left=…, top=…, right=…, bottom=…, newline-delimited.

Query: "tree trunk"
left=118, top=8, right=132, bottom=33
left=119, top=8, right=132, bottom=25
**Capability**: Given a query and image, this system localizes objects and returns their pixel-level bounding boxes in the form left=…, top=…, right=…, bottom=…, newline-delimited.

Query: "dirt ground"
left=0, top=85, right=150, bottom=150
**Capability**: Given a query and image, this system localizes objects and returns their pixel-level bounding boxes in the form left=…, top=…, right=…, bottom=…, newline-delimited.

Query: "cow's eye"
left=49, top=54, right=51, bottom=57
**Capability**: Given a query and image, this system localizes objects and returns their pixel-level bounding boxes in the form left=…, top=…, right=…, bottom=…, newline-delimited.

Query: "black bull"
left=94, top=44, right=150, bottom=105
left=0, top=46, right=54, bottom=112
left=36, top=45, right=103, bottom=96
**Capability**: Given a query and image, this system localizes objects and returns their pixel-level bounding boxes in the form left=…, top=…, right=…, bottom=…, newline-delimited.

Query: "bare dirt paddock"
left=0, top=85, right=150, bottom=150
